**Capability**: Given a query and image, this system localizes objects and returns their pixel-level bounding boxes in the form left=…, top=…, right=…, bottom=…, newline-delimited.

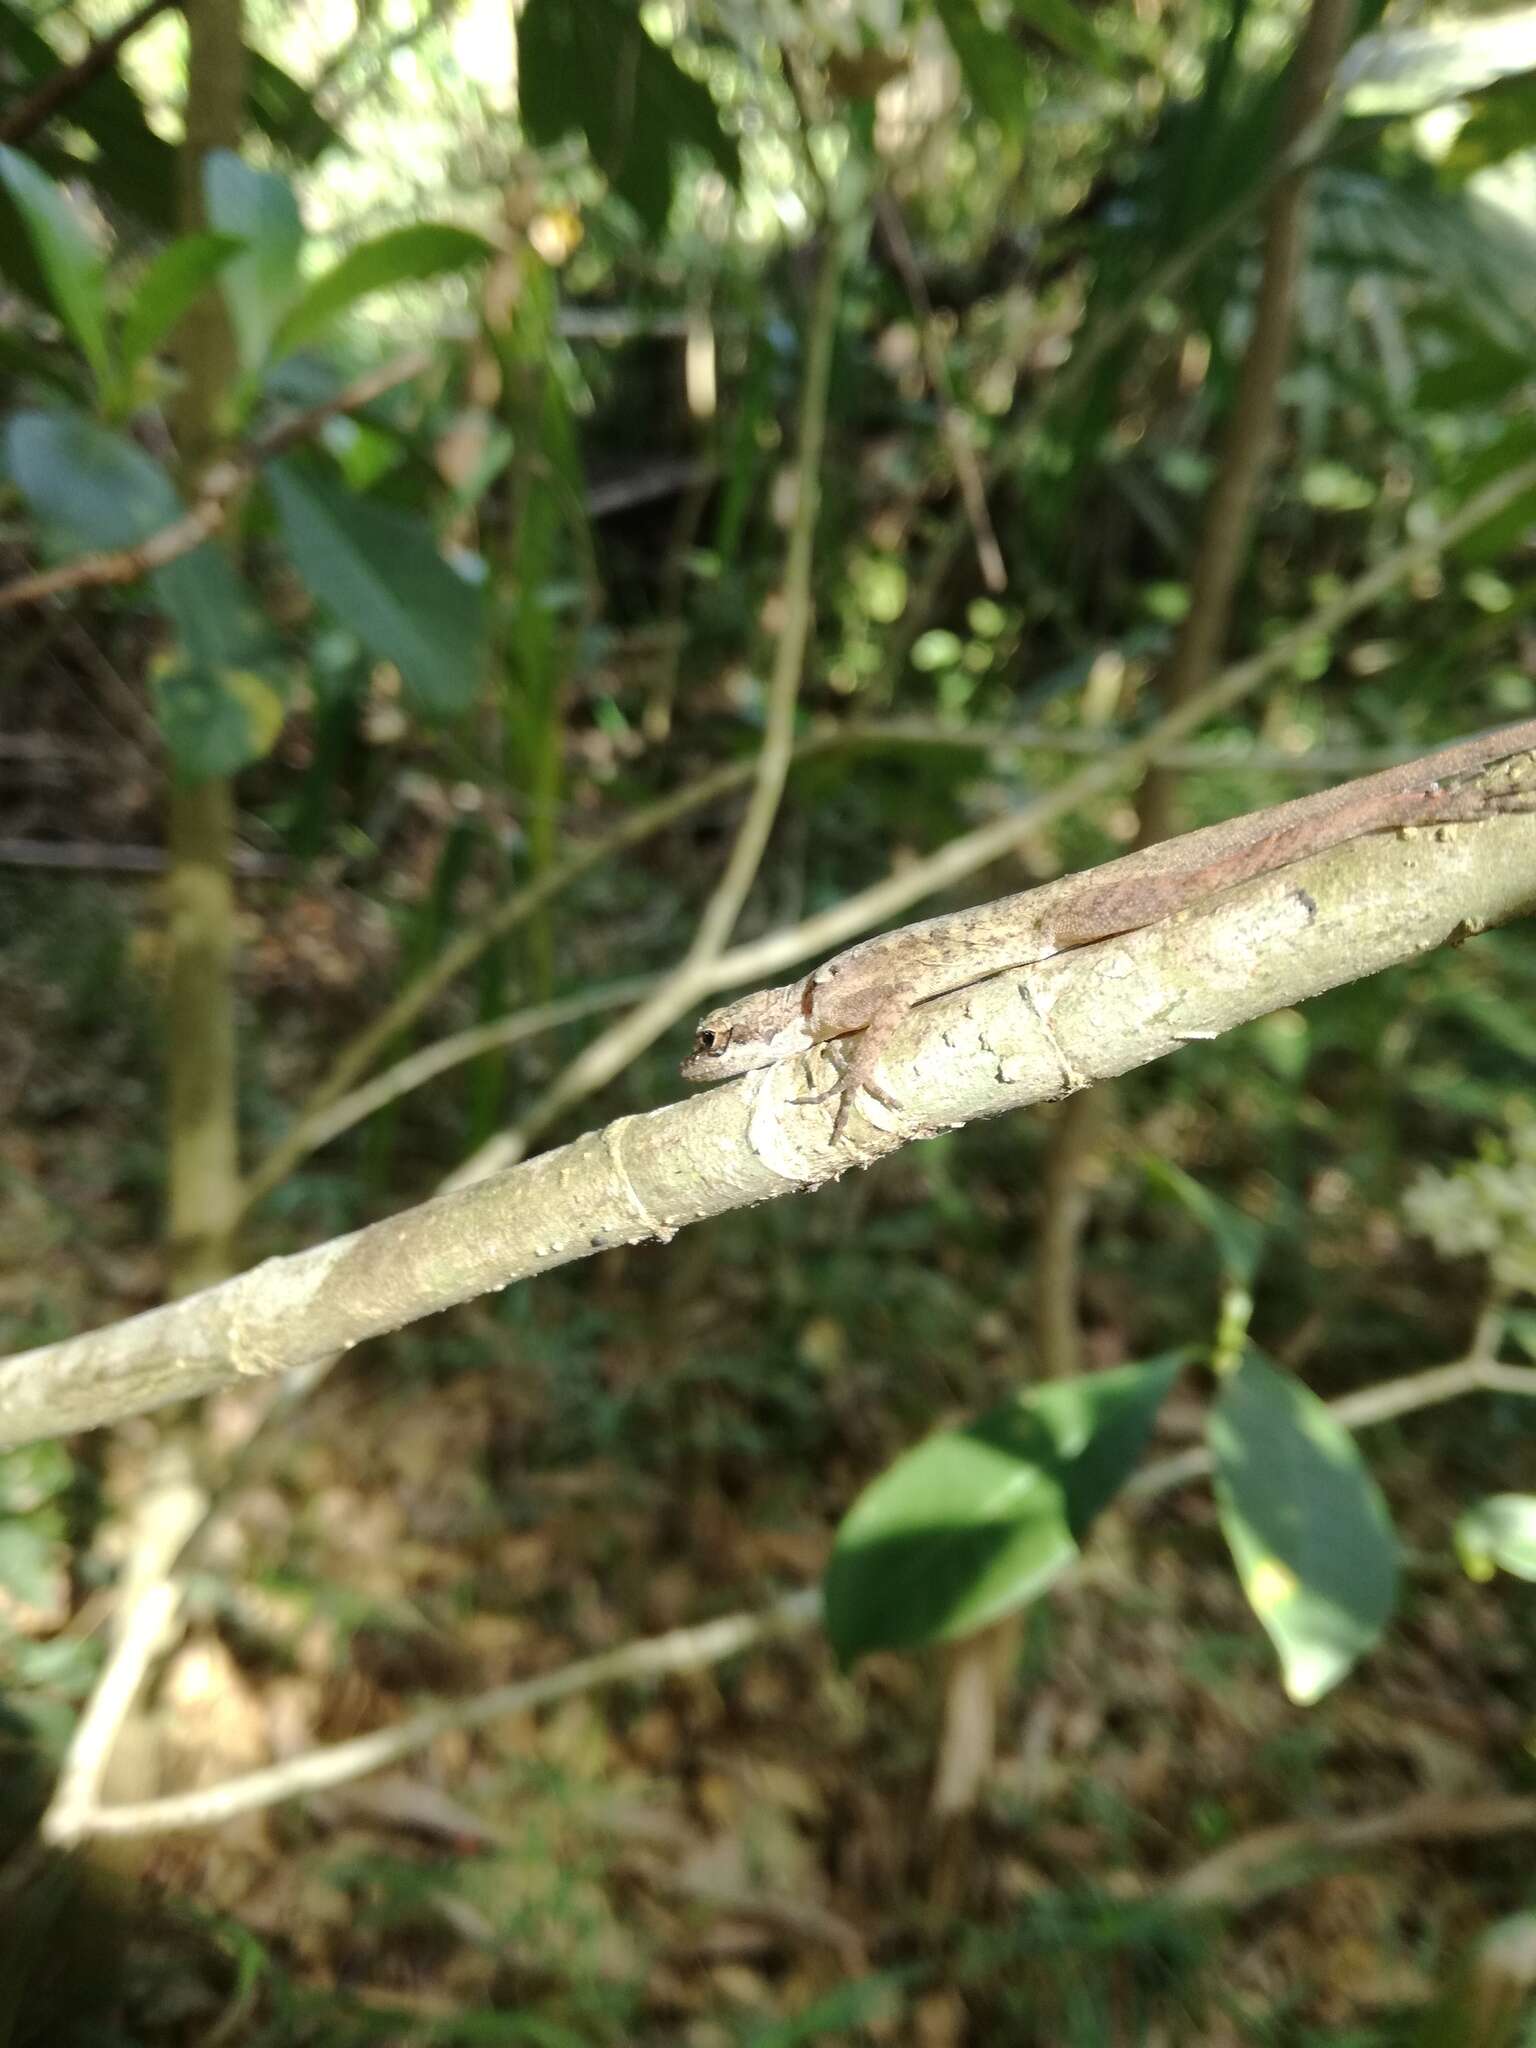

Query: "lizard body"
left=680, top=719, right=1536, bottom=1136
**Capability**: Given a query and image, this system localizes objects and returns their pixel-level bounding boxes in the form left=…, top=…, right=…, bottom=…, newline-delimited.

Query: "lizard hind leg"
left=793, top=994, right=911, bottom=1142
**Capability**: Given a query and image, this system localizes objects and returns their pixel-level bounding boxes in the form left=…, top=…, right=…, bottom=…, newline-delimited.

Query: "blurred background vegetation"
left=6, top=0, right=1536, bottom=2039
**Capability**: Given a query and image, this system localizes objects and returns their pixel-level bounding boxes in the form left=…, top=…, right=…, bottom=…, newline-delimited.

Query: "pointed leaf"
left=203, top=150, right=303, bottom=370
left=119, top=232, right=246, bottom=373
left=1455, top=1495, right=1536, bottom=1582
left=825, top=1355, right=1185, bottom=1663
left=246, top=50, right=342, bottom=163
left=519, top=0, right=738, bottom=238
left=272, top=223, right=493, bottom=359
left=0, top=144, right=112, bottom=391
left=265, top=456, right=484, bottom=716
left=1209, top=1351, right=1398, bottom=1704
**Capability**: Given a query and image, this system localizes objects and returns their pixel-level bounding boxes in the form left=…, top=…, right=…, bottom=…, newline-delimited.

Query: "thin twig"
left=55, top=1591, right=823, bottom=1837
left=241, top=978, right=650, bottom=1208
left=0, top=837, right=283, bottom=875
left=0, top=351, right=433, bottom=613
left=0, top=0, right=177, bottom=145
left=1166, top=1796, right=1536, bottom=1910
left=875, top=190, right=1006, bottom=593
left=41, top=1447, right=204, bottom=1845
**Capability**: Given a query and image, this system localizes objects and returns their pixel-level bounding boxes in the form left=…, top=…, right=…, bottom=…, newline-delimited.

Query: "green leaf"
left=0, top=1518, right=60, bottom=1609
left=119, top=231, right=246, bottom=374
left=518, top=0, right=739, bottom=238
left=824, top=1355, right=1185, bottom=1663
left=1443, top=69, right=1536, bottom=178
left=6, top=405, right=180, bottom=550
left=1009, top=0, right=1113, bottom=70
left=1209, top=1351, right=1399, bottom=1704
left=265, top=456, right=484, bottom=716
left=0, top=323, right=87, bottom=399
left=0, top=1441, right=74, bottom=1517
left=0, top=144, right=112, bottom=393
left=1455, top=1495, right=1536, bottom=1582
left=933, top=0, right=1037, bottom=139
left=203, top=150, right=304, bottom=371
left=246, top=49, right=343, bottom=163
left=1448, top=421, right=1536, bottom=565
left=5, top=408, right=288, bottom=777
left=271, top=223, right=493, bottom=359
left=1143, top=1156, right=1266, bottom=1289
left=150, top=651, right=289, bottom=781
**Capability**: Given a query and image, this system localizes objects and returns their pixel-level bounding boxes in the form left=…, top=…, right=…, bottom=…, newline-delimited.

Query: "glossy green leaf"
left=1455, top=1495, right=1536, bottom=1582
left=271, top=223, right=493, bottom=359
left=825, top=1355, right=1185, bottom=1663
left=0, top=144, right=112, bottom=392
left=265, top=456, right=484, bottom=716
left=6, top=408, right=288, bottom=777
left=203, top=150, right=304, bottom=370
left=519, top=0, right=738, bottom=238
left=119, top=231, right=246, bottom=373
left=1209, top=1351, right=1398, bottom=1704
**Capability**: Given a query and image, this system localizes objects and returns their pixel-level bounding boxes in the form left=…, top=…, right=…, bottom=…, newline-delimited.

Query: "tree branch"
left=3, top=748, right=1536, bottom=1446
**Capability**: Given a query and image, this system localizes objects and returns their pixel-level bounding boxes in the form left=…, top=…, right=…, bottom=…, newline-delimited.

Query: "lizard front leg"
left=794, top=991, right=912, bottom=1141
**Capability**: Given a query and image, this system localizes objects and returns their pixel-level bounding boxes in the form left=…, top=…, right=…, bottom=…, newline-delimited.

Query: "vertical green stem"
left=165, top=0, right=245, bottom=1292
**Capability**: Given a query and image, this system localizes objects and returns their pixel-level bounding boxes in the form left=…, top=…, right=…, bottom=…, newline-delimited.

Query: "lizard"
left=680, top=718, right=1536, bottom=1140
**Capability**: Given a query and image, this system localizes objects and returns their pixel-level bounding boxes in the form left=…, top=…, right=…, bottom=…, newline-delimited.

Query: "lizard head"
left=680, top=984, right=816, bottom=1082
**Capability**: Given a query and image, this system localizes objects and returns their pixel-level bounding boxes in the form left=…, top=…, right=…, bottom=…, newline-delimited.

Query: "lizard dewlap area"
left=680, top=718, right=1536, bottom=1140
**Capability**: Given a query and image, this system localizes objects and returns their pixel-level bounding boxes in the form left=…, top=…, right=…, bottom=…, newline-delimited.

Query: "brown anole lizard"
left=681, top=719, right=1536, bottom=1138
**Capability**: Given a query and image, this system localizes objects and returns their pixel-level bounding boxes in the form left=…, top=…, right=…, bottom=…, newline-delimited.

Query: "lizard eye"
left=694, top=1025, right=730, bottom=1057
